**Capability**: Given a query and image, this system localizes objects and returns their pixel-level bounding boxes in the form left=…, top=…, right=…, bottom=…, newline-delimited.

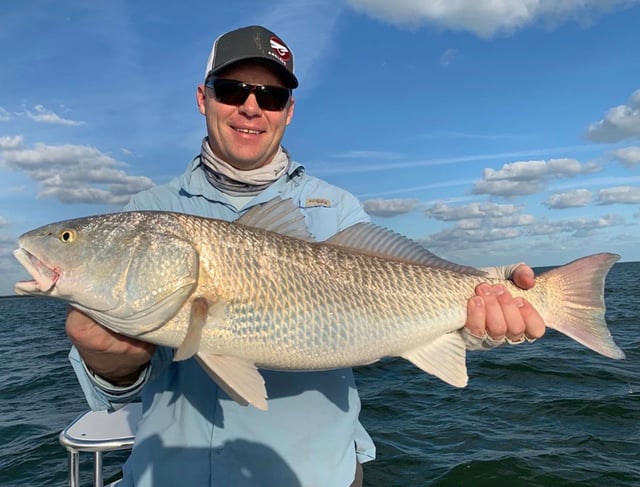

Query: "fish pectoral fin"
left=401, top=332, right=468, bottom=387
left=174, top=297, right=210, bottom=361
left=195, top=353, right=268, bottom=411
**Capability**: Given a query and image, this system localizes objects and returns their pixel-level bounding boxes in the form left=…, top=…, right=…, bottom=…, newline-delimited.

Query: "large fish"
left=14, top=199, right=625, bottom=410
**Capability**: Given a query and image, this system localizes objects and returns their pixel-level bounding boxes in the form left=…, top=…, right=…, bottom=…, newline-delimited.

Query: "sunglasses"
left=205, top=78, right=291, bottom=111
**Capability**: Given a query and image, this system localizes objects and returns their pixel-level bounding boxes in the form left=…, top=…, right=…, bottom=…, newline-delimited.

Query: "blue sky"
left=2, top=0, right=640, bottom=296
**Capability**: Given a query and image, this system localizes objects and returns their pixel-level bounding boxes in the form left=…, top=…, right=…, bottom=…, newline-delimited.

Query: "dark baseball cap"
left=204, top=25, right=298, bottom=89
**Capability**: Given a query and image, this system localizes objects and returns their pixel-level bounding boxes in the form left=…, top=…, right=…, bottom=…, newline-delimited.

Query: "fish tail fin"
left=541, top=252, right=625, bottom=359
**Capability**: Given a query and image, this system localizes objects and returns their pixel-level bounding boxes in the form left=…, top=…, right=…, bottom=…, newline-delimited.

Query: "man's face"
left=197, top=63, right=295, bottom=170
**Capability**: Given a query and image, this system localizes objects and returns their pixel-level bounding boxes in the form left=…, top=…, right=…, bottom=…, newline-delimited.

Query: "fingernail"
left=514, top=297, right=525, bottom=308
left=506, top=335, right=525, bottom=345
left=478, top=284, right=492, bottom=296
left=493, top=285, right=505, bottom=295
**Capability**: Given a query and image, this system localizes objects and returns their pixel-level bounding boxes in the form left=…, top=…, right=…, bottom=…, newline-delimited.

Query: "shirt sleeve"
left=69, top=345, right=175, bottom=411
left=68, top=346, right=145, bottom=411
left=354, top=420, right=376, bottom=464
left=336, top=190, right=371, bottom=230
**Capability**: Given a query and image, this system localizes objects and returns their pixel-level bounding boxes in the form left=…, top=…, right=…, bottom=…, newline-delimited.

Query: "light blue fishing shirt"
left=69, top=155, right=376, bottom=487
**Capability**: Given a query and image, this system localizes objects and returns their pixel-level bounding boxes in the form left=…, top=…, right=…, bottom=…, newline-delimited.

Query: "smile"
left=234, top=128, right=263, bottom=135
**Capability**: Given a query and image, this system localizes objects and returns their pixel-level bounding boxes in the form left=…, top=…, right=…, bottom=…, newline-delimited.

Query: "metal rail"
left=59, top=402, right=142, bottom=487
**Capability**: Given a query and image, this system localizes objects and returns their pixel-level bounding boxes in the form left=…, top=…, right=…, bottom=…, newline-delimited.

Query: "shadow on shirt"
left=126, top=358, right=363, bottom=486
left=159, top=357, right=358, bottom=426
left=122, top=434, right=303, bottom=487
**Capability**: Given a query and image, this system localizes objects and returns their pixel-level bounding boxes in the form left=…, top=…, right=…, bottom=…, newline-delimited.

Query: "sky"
left=2, top=0, right=640, bottom=296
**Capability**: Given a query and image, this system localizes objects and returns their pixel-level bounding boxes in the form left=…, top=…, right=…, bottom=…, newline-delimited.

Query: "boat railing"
left=59, top=402, right=141, bottom=487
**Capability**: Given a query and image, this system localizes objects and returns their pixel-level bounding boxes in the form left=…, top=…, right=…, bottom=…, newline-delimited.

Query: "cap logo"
left=269, top=36, right=291, bottom=63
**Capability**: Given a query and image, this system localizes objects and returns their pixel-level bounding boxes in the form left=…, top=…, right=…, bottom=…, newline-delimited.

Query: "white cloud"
left=0, top=107, right=11, bottom=122
left=318, top=144, right=604, bottom=176
left=611, top=146, right=640, bottom=167
left=586, top=89, right=640, bottom=142
left=544, top=189, right=593, bottom=208
left=528, top=214, right=624, bottom=238
left=490, top=214, right=537, bottom=228
left=422, top=225, right=522, bottom=250
left=363, top=198, right=422, bottom=217
left=346, top=0, right=639, bottom=37
left=473, top=158, right=600, bottom=197
left=472, top=179, right=537, bottom=197
left=419, top=194, right=624, bottom=257
left=423, top=212, right=622, bottom=254
left=25, top=104, right=87, bottom=126
left=440, top=48, right=459, bottom=67
left=596, top=185, right=640, bottom=204
left=1, top=141, right=153, bottom=205
left=421, top=201, right=535, bottom=250
left=425, top=201, right=522, bottom=221
left=441, top=213, right=536, bottom=230
left=0, top=135, right=23, bottom=151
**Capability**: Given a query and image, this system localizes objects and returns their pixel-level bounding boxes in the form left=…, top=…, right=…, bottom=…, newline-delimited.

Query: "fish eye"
left=58, top=229, right=76, bottom=243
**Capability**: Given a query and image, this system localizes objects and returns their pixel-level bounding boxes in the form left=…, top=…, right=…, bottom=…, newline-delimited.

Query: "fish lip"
left=13, top=248, right=59, bottom=294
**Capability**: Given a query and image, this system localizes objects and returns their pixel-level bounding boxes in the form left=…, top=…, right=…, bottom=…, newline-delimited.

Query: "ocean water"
left=0, top=262, right=638, bottom=486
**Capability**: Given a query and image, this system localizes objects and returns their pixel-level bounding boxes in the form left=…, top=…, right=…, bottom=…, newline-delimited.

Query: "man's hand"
left=66, top=307, right=155, bottom=386
left=464, top=264, right=545, bottom=347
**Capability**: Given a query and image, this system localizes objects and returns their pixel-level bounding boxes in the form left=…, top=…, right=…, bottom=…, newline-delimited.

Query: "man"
left=66, top=25, right=545, bottom=487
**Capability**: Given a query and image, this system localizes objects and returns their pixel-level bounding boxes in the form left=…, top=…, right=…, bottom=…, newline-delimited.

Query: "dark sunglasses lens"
left=255, top=86, right=290, bottom=111
left=209, top=79, right=290, bottom=111
left=211, top=79, right=250, bottom=105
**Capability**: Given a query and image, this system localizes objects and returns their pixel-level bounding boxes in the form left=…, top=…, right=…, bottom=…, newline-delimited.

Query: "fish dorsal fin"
left=237, top=198, right=314, bottom=241
left=401, top=332, right=468, bottom=387
left=327, top=223, right=487, bottom=275
left=196, top=353, right=268, bottom=411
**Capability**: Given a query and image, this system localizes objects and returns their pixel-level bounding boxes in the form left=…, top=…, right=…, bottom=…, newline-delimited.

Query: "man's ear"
left=285, top=97, right=295, bottom=126
left=196, top=85, right=207, bottom=115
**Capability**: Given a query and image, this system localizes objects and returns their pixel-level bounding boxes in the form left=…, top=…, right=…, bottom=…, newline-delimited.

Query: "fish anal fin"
left=174, top=297, right=210, bottom=361
left=196, top=353, right=268, bottom=411
left=401, top=332, right=468, bottom=387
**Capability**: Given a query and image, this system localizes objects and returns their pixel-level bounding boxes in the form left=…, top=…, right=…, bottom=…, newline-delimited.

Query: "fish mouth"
left=13, top=248, right=59, bottom=295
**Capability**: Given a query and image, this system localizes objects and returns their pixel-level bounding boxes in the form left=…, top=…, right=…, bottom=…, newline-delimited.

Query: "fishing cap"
left=204, top=25, right=298, bottom=89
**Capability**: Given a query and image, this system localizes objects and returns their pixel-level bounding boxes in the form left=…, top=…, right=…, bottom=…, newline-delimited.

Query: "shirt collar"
left=179, top=155, right=305, bottom=205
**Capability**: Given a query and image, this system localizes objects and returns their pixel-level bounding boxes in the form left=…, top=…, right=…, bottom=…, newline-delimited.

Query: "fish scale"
left=13, top=198, right=625, bottom=410
left=192, top=225, right=585, bottom=365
